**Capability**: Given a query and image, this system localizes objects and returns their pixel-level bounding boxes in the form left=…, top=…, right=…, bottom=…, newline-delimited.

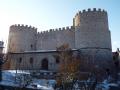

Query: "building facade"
left=7, top=8, right=112, bottom=72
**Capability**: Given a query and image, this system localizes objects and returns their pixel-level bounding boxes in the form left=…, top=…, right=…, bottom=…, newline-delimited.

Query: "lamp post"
left=0, top=57, right=3, bottom=81
left=0, top=41, right=4, bottom=81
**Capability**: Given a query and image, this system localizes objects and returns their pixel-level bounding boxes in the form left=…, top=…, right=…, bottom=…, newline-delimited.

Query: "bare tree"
left=113, top=51, right=119, bottom=80
left=55, top=44, right=80, bottom=89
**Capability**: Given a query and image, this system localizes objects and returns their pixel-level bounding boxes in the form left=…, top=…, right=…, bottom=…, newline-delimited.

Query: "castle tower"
left=74, top=8, right=112, bottom=70
left=7, top=24, right=37, bottom=53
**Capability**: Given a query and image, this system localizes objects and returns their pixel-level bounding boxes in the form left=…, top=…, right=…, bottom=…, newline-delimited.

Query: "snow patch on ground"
left=0, top=70, right=55, bottom=90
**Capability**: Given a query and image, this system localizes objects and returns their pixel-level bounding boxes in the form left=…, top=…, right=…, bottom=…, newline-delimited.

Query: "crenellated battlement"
left=82, top=8, right=106, bottom=12
left=37, top=26, right=74, bottom=35
left=75, top=8, right=107, bottom=17
left=10, top=24, right=37, bottom=30
left=74, top=8, right=108, bottom=27
left=7, top=8, right=112, bottom=73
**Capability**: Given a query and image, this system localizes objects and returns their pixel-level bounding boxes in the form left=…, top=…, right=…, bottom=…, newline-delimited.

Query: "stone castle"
left=7, top=8, right=112, bottom=72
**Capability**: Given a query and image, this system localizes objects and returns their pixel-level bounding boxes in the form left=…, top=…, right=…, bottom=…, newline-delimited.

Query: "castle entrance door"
left=41, top=58, right=48, bottom=70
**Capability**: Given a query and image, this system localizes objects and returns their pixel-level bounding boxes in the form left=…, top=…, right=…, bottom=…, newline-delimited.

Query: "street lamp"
left=0, top=41, right=4, bottom=81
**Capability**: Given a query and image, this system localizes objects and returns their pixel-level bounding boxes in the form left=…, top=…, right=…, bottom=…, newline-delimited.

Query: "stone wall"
left=73, top=8, right=112, bottom=73
left=7, top=8, right=113, bottom=72
left=36, top=26, right=75, bottom=50
left=8, top=24, right=37, bottom=53
left=8, top=52, right=59, bottom=71
left=74, top=8, right=111, bottom=49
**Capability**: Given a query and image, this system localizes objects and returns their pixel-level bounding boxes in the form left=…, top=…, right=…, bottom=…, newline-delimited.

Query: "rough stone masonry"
left=7, top=8, right=112, bottom=73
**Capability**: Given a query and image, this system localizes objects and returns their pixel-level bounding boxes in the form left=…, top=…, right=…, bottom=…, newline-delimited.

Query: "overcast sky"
left=0, top=0, right=119, bottom=51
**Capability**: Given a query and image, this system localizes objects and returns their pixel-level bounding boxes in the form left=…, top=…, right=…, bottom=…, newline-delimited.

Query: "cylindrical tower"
left=7, top=24, right=37, bottom=53
left=74, top=8, right=112, bottom=73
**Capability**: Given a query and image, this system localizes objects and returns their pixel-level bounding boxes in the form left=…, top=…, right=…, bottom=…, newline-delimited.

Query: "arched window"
left=30, top=44, right=33, bottom=49
left=30, top=57, right=33, bottom=64
left=18, top=57, right=22, bottom=63
left=56, top=57, right=60, bottom=64
left=41, top=58, right=48, bottom=70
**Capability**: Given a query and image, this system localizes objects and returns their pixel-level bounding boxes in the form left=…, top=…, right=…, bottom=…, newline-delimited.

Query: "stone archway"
left=41, top=58, right=48, bottom=70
